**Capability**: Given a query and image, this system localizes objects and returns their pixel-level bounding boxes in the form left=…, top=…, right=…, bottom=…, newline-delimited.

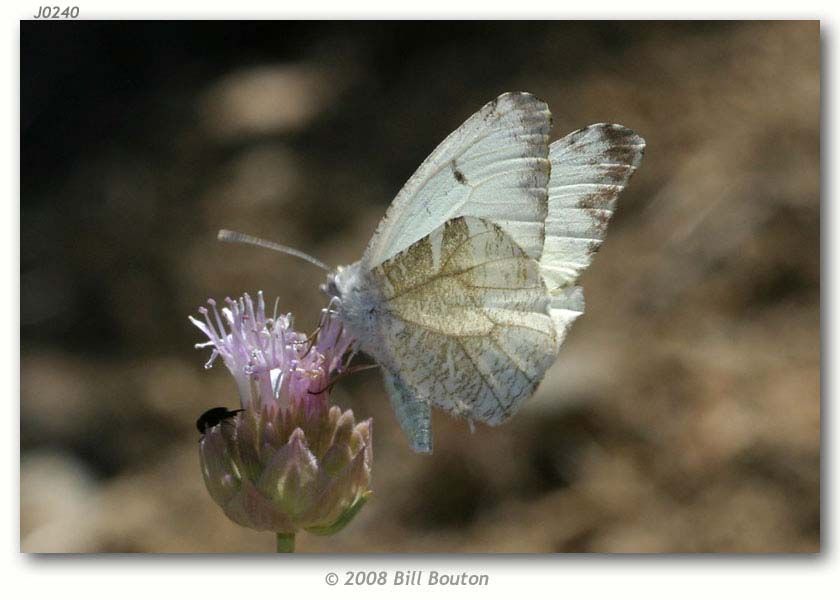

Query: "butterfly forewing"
left=366, top=217, right=557, bottom=448
left=540, top=123, right=645, bottom=291
left=363, top=92, right=552, bottom=268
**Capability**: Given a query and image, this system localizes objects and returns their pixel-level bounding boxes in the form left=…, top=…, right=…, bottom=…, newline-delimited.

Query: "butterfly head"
left=320, top=265, right=345, bottom=300
left=321, top=262, right=367, bottom=302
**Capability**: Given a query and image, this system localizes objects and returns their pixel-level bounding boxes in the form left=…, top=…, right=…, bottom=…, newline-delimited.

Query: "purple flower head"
left=190, top=292, right=371, bottom=540
left=189, top=292, right=354, bottom=412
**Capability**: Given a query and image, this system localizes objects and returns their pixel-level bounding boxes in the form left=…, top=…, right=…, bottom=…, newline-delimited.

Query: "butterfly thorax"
left=324, top=261, right=386, bottom=354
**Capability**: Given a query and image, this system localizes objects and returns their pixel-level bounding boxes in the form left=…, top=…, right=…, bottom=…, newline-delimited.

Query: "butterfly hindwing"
left=363, top=92, right=552, bottom=268
left=382, top=367, right=432, bottom=454
left=364, top=217, right=558, bottom=446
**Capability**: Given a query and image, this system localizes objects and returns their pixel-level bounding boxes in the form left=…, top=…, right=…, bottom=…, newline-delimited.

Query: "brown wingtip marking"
left=596, top=163, right=635, bottom=182
left=605, top=145, right=641, bottom=166
left=577, top=188, right=618, bottom=211
left=588, top=208, right=612, bottom=235
left=567, top=126, right=592, bottom=153
left=577, top=194, right=601, bottom=210
left=601, top=125, right=645, bottom=165
left=600, top=123, right=629, bottom=142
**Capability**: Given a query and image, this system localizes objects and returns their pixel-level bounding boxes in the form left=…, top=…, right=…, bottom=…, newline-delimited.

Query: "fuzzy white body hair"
left=329, top=261, right=388, bottom=361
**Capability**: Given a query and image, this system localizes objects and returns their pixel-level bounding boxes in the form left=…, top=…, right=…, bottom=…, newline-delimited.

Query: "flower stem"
left=276, top=532, right=295, bottom=553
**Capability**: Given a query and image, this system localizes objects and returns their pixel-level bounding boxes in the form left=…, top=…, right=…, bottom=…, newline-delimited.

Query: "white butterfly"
left=223, top=92, right=645, bottom=453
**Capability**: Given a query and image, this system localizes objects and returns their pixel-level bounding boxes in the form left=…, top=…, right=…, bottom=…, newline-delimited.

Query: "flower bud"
left=199, top=398, right=372, bottom=535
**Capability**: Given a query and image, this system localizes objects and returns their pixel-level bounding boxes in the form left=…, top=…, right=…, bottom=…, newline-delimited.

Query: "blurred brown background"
left=20, top=21, right=820, bottom=553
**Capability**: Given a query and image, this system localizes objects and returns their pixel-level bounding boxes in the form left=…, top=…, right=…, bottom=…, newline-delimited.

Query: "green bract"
left=199, top=400, right=372, bottom=535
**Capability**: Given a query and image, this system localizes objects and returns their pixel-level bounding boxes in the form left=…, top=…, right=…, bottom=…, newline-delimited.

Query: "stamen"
left=209, top=300, right=227, bottom=342
left=191, top=293, right=359, bottom=411
left=203, top=349, right=220, bottom=369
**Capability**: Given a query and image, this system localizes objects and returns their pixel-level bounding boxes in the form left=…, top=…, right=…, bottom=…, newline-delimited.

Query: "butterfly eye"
left=323, top=273, right=345, bottom=299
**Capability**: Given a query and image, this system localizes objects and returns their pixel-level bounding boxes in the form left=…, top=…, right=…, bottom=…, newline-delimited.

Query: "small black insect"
left=196, top=406, right=243, bottom=434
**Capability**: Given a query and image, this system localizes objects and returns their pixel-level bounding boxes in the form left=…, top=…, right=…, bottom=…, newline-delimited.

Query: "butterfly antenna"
left=217, top=229, right=331, bottom=272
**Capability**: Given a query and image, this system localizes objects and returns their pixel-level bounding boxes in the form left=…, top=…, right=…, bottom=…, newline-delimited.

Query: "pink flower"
left=190, top=293, right=371, bottom=542
left=189, top=292, right=354, bottom=412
